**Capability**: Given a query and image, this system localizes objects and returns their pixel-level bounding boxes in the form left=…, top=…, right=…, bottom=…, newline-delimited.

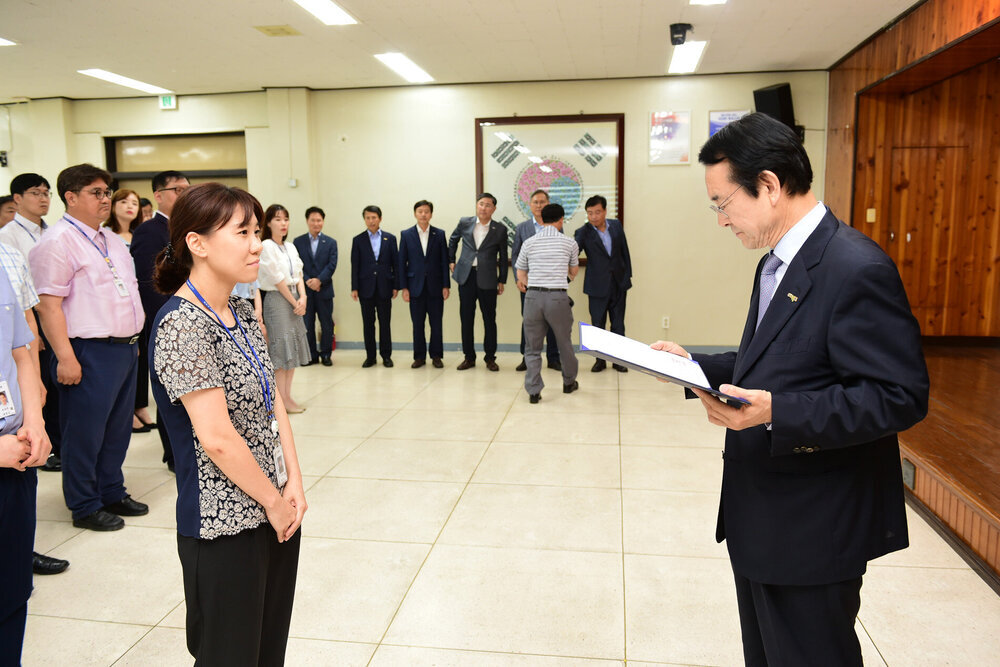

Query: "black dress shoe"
left=486, top=360, right=500, bottom=372
left=362, top=358, right=377, bottom=368
left=104, top=495, right=149, bottom=517
left=73, top=509, right=124, bottom=531
left=432, top=358, right=443, bottom=368
left=591, top=358, right=607, bottom=373
left=33, top=552, right=69, bottom=575
left=41, top=454, right=61, bottom=472
left=304, top=358, right=318, bottom=367
left=131, top=422, right=152, bottom=434
left=457, top=359, right=475, bottom=371
left=547, top=359, right=562, bottom=371
left=613, top=363, right=628, bottom=373
left=515, top=359, right=527, bottom=371
left=411, top=359, right=426, bottom=368
left=563, top=380, right=579, bottom=394
left=529, top=393, right=541, bottom=404
left=383, top=358, right=394, bottom=368
left=321, top=356, right=332, bottom=367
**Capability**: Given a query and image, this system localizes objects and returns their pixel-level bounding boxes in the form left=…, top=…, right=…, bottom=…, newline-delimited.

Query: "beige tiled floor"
left=22, top=349, right=1000, bottom=666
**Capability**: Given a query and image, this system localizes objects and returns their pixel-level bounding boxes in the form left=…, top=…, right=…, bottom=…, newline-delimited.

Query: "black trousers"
left=519, top=290, right=560, bottom=361
left=359, top=296, right=392, bottom=361
left=458, top=268, right=498, bottom=362
left=38, top=345, right=61, bottom=457
left=0, top=468, right=35, bottom=667
left=303, top=289, right=334, bottom=360
left=138, top=328, right=174, bottom=467
left=408, top=291, right=444, bottom=360
left=733, top=569, right=863, bottom=667
left=177, top=525, right=301, bottom=667
left=587, top=282, right=627, bottom=337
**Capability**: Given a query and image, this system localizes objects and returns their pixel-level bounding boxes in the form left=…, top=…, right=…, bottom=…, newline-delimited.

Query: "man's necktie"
left=756, top=252, right=783, bottom=329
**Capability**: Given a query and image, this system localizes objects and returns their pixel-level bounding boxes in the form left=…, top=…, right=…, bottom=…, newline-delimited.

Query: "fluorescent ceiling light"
left=668, top=41, right=707, bottom=74
left=77, top=69, right=171, bottom=94
left=374, top=53, right=433, bottom=83
left=0, top=37, right=16, bottom=46
left=690, top=0, right=727, bottom=5
left=291, top=0, right=357, bottom=25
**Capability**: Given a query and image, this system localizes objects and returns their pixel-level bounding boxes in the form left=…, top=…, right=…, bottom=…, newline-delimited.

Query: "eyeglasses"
left=76, top=188, right=115, bottom=200
left=708, top=185, right=743, bottom=219
left=156, top=186, right=189, bottom=195
left=25, top=189, right=51, bottom=198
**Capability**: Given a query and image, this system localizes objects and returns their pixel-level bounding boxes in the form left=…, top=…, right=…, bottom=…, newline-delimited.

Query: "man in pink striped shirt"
left=30, top=164, right=148, bottom=532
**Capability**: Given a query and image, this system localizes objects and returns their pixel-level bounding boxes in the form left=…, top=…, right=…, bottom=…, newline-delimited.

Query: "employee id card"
left=273, top=444, right=288, bottom=487
left=0, top=380, right=15, bottom=418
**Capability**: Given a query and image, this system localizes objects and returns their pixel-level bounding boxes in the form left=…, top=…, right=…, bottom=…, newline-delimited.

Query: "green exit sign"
left=159, top=94, right=177, bottom=110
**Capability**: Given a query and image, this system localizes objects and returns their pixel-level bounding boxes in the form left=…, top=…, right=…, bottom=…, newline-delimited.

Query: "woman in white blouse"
left=258, top=204, right=312, bottom=412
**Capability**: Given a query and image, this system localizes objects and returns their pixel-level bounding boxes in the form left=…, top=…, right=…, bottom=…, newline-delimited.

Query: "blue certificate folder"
left=578, top=322, right=751, bottom=407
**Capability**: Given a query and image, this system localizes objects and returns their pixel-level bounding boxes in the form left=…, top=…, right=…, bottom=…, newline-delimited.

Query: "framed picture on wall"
left=476, top=113, right=625, bottom=244
left=649, top=111, right=692, bottom=165
left=709, top=110, right=751, bottom=137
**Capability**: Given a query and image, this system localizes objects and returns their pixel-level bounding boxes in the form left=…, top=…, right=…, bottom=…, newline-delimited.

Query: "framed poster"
left=649, top=110, right=691, bottom=165
left=476, top=114, right=624, bottom=245
left=709, top=110, right=751, bottom=137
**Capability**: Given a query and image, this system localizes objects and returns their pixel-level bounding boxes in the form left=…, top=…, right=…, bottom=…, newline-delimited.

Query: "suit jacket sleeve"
left=619, top=224, right=633, bottom=281
left=497, top=227, right=509, bottom=284
left=770, top=261, right=928, bottom=455
left=388, top=236, right=400, bottom=289
left=448, top=224, right=461, bottom=264
left=573, top=225, right=587, bottom=258
left=319, top=239, right=338, bottom=283
left=350, top=236, right=360, bottom=292
left=438, top=234, right=450, bottom=288
left=511, top=224, right=526, bottom=267
left=397, top=232, right=410, bottom=290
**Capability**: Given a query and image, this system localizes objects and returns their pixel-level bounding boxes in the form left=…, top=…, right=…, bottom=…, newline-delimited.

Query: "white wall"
left=0, top=71, right=828, bottom=349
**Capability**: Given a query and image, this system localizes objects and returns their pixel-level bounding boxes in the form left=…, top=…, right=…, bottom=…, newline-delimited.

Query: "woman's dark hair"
left=153, top=183, right=264, bottom=294
left=104, top=189, right=143, bottom=234
left=260, top=204, right=290, bottom=243
left=697, top=112, right=812, bottom=197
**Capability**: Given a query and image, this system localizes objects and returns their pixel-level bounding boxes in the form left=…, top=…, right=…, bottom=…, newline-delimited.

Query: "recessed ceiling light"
left=0, top=37, right=16, bottom=46
left=292, top=0, right=357, bottom=26
left=374, top=53, right=433, bottom=84
left=689, top=0, right=727, bottom=5
left=77, top=69, right=172, bottom=95
left=254, top=25, right=303, bottom=37
left=668, top=41, right=707, bottom=74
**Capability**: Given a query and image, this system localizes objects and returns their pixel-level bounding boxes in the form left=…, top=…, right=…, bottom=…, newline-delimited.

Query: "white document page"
left=579, top=323, right=712, bottom=388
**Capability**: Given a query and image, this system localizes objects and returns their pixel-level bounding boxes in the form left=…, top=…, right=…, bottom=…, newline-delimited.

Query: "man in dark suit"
left=448, top=193, right=508, bottom=371
left=574, top=194, right=633, bottom=373
left=511, top=188, right=560, bottom=372
left=351, top=205, right=398, bottom=368
left=130, top=169, right=189, bottom=472
left=655, top=113, right=929, bottom=666
left=293, top=206, right=338, bottom=366
left=398, top=200, right=450, bottom=368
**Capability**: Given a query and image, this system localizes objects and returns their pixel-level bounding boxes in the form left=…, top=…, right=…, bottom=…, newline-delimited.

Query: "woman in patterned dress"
left=148, top=183, right=306, bottom=666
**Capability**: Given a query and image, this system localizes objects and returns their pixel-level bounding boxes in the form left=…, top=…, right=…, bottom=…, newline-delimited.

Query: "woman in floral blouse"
left=148, top=183, right=306, bottom=666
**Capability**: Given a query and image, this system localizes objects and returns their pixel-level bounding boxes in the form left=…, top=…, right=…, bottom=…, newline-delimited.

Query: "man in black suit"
left=448, top=193, right=508, bottom=371
left=130, top=169, right=189, bottom=472
left=351, top=205, right=398, bottom=368
left=655, top=113, right=929, bottom=666
left=574, top=195, right=633, bottom=373
left=512, top=189, right=560, bottom=372
left=293, top=206, right=338, bottom=366
left=398, top=200, right=450, bottom=368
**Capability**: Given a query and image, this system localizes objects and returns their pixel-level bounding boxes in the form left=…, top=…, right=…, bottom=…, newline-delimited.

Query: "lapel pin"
left=787, top=293, right=798, bottom=302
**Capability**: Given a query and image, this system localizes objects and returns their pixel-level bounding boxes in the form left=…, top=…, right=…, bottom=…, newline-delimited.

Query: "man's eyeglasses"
left=708, top=185, right=743, bottom=219
left=76, top=188, right=115, bottom=200
left=156, top=186, right=189, bottom=195
left=25, top=189, right=51, bottom=199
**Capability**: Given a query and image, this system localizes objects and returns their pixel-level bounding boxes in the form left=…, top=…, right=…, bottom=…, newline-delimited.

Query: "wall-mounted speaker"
left=753, top=83, right=804, bottom=141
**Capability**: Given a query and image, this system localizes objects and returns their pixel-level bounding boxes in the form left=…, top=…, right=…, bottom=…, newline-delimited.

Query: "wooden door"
left=888, top=146, right=969, bottom=335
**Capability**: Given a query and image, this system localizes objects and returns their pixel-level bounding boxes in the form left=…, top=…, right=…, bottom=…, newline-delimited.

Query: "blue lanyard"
left=185, top=279, right=274, bottom=420
left=15, top=220, right=40, bottom=241
left=278, top=242, right=294, bottom=279
left=64, top=217, right=118, bottom=271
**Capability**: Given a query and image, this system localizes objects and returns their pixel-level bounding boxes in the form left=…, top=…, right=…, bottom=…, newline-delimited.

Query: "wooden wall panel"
left=824, top=0, right=1000, bottom=219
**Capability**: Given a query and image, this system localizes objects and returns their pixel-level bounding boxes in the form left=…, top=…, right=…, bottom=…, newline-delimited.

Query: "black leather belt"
left=527, top=286, right=566, bottom=292
left=85, top=335, right=141, bottom=345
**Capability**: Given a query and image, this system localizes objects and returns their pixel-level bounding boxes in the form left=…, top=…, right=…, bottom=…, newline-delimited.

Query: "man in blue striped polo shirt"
left=514, top=203, right=580, bottom=403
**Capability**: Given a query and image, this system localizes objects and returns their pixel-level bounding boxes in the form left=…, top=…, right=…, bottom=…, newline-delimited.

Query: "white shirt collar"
left=772, top=202, right=826, bottom=267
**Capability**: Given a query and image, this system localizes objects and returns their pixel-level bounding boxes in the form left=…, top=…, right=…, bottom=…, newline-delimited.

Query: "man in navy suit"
left=351, top=205, right=398, bottom=368
left=130, top=170, right=189, bottom=471
left=398, top=200, right=450, bottom=368
left=512, top=189, right=560, bottom=372
left=655, top=113, right=929, bottom=666
left=293, top=206, right=338, bottom=366
left=574, top=194, right=633, bottom=373
left=448, top=193, right=508, bottom=371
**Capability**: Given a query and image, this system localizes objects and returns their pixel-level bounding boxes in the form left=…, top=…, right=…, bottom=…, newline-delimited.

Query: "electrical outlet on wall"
left=661, top=316, right=670, bottom=329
